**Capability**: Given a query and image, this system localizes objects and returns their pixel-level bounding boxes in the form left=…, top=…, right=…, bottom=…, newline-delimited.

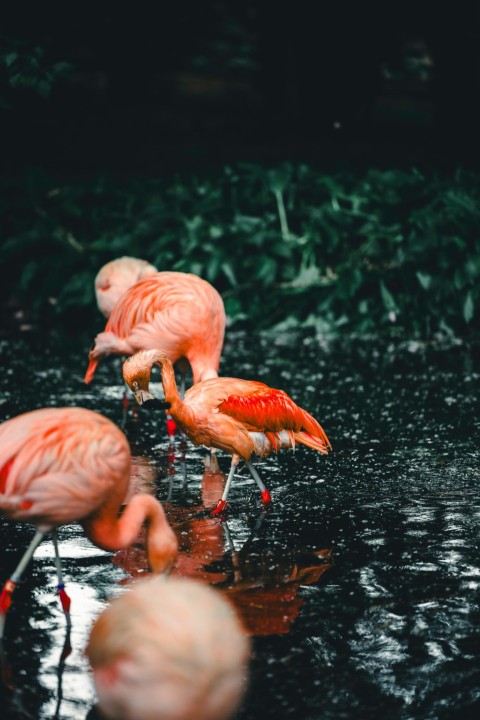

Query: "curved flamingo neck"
left=82, top=494, right=178, bottom=573
left=149, top=351, right=181, bottom=406
left=148, top=352, right=197, bottom=428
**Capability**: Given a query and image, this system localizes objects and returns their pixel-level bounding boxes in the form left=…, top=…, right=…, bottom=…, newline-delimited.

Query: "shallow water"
left=0, top=327, right=479, bottom=720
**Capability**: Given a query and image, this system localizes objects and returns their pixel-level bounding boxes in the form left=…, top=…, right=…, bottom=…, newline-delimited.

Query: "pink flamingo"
left=0, top=406, right=178, bottom=638
left=85, top=271, right=226, bottom=440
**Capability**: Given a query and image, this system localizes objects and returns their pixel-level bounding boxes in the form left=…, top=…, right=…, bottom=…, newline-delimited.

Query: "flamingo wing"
left=218, top=385, right=323, bottom=436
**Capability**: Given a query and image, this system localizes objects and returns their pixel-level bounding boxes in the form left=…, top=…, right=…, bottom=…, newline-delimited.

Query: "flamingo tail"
left=294, top=431, right=331, bottom=455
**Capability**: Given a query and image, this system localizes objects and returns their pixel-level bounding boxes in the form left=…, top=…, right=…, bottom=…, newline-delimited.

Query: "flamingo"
left=122, top=349, right=332, bottom=514
left=85, top=271, right=226, bottom=440
left=86, top=575, right=250, bottom=720
left=0, top=407, right=178, bottom=638
left=95, top=256, right=158, bottom=318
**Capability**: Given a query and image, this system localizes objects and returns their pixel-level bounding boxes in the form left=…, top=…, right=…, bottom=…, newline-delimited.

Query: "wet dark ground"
left=0, top=326, right=479, bottom=720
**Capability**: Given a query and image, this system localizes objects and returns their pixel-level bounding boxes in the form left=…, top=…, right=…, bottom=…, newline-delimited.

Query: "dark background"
left=2, top=1, right=480, bottom=176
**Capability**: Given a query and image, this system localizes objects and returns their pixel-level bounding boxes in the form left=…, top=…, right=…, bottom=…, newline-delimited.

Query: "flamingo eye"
left=133, top=381, right=139, bottom=390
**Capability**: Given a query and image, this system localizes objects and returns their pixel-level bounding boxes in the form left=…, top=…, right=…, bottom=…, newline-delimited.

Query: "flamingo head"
left=131, top=385, right=155, bottom=406
left=122, top=354, right=155, bottom=405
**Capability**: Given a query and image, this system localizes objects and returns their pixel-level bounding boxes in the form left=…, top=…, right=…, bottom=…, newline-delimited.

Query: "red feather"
left=219, top=388, right=330, bottom=449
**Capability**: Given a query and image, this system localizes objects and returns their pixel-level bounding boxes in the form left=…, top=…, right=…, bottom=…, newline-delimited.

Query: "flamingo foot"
left=0, top=580, right=15, bottom=638
left=261, top=489, right=272, bottom=505
left=212, top=499, right=229, bottom=515
left=0, top=580, right=15, bottom=615
left=166, top=416, right=177, bottom=440
left=57, top=585, right=71, bottom=614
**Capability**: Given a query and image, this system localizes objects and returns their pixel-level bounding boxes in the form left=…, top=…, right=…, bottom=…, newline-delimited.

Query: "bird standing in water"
left=85, top=271, right=226, bottom=440
left=86, top=575, right=250, bottom=720
left=95, top=256, right=158, bottom=318
left=0, top=407, right=178, bottom=638
left=122, top=349, right=331, bottom=514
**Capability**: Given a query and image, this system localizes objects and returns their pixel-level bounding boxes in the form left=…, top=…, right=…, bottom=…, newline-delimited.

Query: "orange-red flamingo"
left=85, top=271, right=226, bottom=440
left=122, top=349, right=332, bottom=514
left=0, top=407, right=178, bottom=638
left=86, top=576, right=250, bottom=720
left=95, top=256, right=158, bottom=318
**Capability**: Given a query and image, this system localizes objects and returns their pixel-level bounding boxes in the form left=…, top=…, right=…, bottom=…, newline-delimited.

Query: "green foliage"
left=0, top=36, right=72, bottom=106
left=0, top=164, right=479, bottom=336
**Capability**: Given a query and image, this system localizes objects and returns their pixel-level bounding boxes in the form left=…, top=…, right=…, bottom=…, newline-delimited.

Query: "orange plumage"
left=123, top=350, right=332, bottom=513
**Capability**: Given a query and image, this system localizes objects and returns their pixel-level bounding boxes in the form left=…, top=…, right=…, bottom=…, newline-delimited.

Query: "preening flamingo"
left=86, top=576, right=250, bottom=720
left=0, top=407, right=178, bottom=638
left=95, top=256, right=158, bottom=318
left=122, top=349, right=332, bottom=514
left=85, top=271, right=226, bottom=439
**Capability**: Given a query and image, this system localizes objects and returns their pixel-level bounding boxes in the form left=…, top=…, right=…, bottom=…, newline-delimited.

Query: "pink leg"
left=52, top=531, right=71, bottom=627
left=212, top=456, right=239, bottom=515
left=246, top=461, right=272, bottom=504
left=166, top=411, right=177, bottom=443
left=0, top=530, right=45, bottom=638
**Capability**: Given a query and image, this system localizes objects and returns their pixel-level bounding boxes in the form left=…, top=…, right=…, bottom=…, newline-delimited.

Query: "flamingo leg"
left=245, top=461, right=272, bottom=505
left=52, top=531, right=71, bottom=627
left=176, top=370, right=193, bottom=443
left=165, top=411, right=177, bottom=443
left=0, top=529, right=45, bottom=638
left=175, top=372, right=192, bottom=445
left=212, top=457, right=240, bottom=515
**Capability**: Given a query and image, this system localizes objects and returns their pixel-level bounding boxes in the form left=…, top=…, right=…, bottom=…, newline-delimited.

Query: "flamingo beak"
left=84, top=358, right=99, bottom=384
left=132, top=389, right=155, bottom=405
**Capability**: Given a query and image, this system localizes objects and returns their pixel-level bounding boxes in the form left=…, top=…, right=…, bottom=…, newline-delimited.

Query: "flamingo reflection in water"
left=113, top=450, right=333, bottom=637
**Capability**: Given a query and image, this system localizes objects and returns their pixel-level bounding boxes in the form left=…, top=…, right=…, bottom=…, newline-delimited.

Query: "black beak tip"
left=143, top=398, right=171, bottom=410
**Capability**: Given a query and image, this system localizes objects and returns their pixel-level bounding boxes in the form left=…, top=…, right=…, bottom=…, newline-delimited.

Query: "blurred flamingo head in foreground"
left=87, top=576, right=250, bottom=720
